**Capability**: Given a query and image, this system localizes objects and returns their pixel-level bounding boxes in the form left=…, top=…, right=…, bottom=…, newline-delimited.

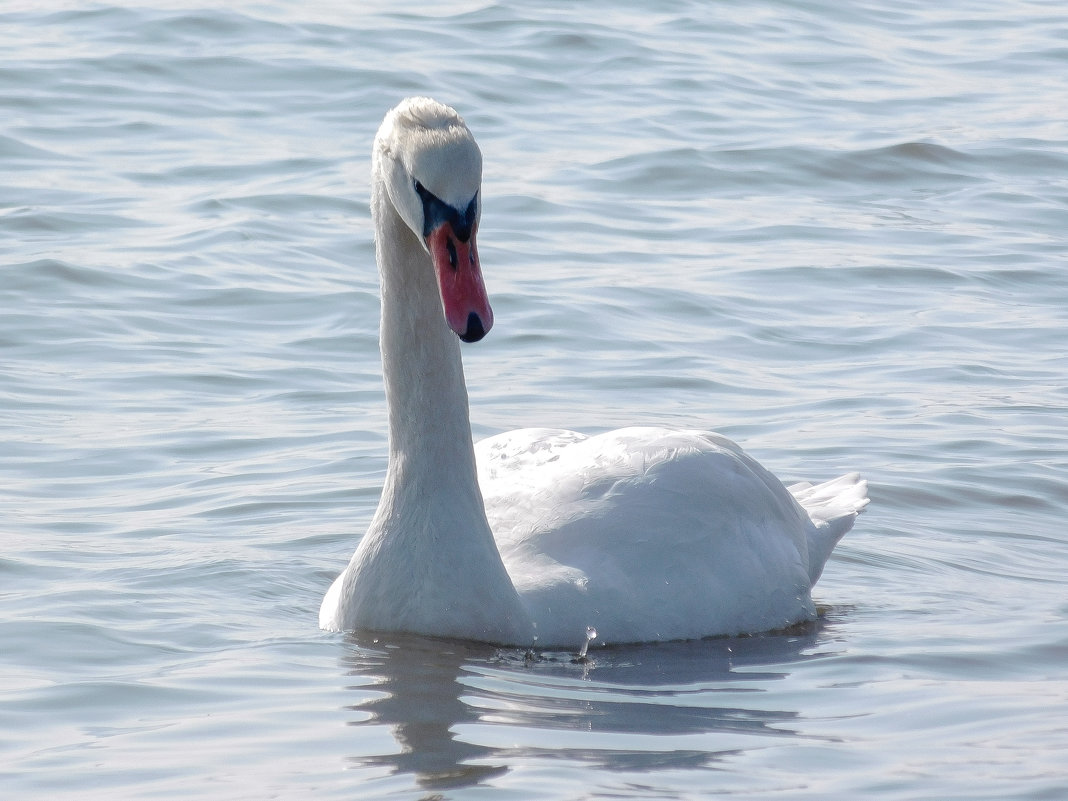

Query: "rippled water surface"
left=3, top=2, right=1067, bottom=799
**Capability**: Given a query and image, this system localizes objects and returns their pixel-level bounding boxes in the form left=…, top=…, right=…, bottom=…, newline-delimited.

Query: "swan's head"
left=375, top=97, right=492, bottom=343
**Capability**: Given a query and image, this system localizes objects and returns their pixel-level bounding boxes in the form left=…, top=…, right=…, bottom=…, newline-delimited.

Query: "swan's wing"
left=478, top=427, right=834, bottom=644
left=475, top=428, right=588, bottom=483
left=481, top=426, right=813, bottom=554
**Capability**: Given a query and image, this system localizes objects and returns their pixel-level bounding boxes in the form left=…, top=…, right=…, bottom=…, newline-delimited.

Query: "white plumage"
left=319, top=97, right=868, bottom=648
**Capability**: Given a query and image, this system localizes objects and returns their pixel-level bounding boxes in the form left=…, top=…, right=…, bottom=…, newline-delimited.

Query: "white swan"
left=319, top=97, right=868, bottom=647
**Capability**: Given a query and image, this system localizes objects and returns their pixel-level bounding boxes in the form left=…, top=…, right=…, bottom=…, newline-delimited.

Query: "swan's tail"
left=788, top=472, right=869, bottom=585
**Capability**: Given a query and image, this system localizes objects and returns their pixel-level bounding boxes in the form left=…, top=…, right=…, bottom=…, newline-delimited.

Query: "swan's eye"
left=415, top=181, right=476, bottom=243
left=464, top=193, right=478, bottom=231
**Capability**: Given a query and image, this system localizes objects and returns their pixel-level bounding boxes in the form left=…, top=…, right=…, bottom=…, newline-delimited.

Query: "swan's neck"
left=351, top=184, right=530, bottom=643
left=376, top=192, right=478, bottom=493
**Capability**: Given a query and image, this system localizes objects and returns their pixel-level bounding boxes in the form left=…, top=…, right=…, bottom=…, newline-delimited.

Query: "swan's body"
left=320, top=97, right=868, bottom=647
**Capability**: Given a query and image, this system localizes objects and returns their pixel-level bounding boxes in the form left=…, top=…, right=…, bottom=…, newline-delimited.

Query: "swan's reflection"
left=340, top=633, right=506, bottom=789
left=339, top=619, right=831, bottom=792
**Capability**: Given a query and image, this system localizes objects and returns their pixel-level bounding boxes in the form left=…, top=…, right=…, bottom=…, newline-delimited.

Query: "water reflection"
left=339, top=621, right=828, bottom=792
left=340, top=634, right=507, bottom=789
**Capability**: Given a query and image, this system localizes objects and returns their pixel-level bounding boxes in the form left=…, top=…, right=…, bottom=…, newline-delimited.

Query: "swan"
left=319, top=97, right=868, bottom=648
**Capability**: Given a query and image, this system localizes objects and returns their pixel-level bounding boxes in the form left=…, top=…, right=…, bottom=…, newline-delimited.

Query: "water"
left=3, top=1, right=1067, bottom=798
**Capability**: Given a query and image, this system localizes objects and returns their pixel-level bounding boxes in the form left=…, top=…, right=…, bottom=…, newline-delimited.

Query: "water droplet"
left=577, top=625, right=597, bottom=659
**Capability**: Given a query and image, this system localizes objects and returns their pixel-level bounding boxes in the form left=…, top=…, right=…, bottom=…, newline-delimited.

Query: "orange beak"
left=425, top=221, right=493, bottom=342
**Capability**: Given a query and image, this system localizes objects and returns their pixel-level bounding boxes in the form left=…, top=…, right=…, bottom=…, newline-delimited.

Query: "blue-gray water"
left=3, top=2, right=1067, bottom=799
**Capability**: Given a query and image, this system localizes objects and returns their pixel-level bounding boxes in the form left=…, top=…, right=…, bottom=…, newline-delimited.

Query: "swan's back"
left=477, top=427, right=867, bottom=645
